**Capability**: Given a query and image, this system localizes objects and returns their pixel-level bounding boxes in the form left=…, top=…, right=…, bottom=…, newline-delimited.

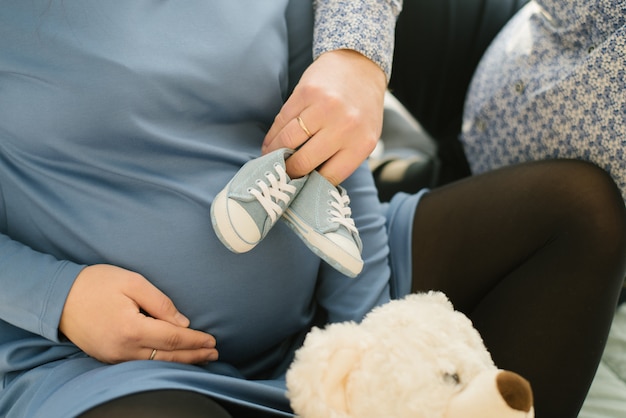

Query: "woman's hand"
left=59, top=264, right=218, bottom=364
left=263, top=49, right=387, bottom=186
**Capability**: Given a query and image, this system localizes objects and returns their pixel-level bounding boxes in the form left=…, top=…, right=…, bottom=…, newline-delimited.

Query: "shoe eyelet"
left=246, top=187, right=253, bottom=193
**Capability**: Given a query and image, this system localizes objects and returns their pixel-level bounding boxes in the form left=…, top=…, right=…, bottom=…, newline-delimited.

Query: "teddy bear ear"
left=287, top=324, right=370, bottom=418
left=424, top=290, right=455, bottom=310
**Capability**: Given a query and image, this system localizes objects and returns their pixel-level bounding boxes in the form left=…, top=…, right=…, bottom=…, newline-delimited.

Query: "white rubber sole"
left=283, top=208, right=363, bottom=278
left=210, top=186, right=257, bottom=253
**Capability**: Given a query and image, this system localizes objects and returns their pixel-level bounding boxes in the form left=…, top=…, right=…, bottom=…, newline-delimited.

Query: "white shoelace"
left=249, top=164, right=296, bottom=222
left=328, top=189, right=358, bottom=234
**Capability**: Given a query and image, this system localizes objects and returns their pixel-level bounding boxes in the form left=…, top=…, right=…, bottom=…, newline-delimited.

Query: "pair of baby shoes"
left=210, top=148, right=363, bottom=277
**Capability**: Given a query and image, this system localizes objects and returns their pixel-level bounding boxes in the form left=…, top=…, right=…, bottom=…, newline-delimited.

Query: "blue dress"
left=0, top=1, right=419, bottom=416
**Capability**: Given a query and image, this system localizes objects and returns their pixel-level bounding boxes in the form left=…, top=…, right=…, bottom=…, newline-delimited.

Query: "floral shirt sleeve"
left=313, top=0, right=403, bottom=81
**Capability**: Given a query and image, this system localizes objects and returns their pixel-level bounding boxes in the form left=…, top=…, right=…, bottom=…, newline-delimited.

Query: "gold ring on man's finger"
left=297, top=116, right=313, bottom=138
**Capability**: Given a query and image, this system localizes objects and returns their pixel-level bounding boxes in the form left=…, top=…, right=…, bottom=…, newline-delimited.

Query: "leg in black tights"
left=78, top=390, right=286, bottom=418
left=410, top=159, right=626, bottom=418
left=78, top=390, right=232, bottom=418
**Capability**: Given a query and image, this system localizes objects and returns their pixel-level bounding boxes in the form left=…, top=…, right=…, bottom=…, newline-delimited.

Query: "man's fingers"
left=264, top=89, right=309, bottom=145
left=316, top=148, right=368, bottom=187
left=264, top=112, right=290, bottom=148
left=264, top=107, right=321, bottom=154
left=264, top=117, right=311, bottom=153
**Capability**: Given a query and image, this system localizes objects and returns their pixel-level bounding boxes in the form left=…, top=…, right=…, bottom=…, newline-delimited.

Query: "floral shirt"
left=461, top=0, right=626, bottom=198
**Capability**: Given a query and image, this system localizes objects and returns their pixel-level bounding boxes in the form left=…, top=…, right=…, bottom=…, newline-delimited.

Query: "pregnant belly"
left=106, top=201, right=321, bottom=367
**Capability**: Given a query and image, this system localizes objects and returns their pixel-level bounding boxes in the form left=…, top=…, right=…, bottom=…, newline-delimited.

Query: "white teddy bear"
left=286, top=291, right=534, bottom=418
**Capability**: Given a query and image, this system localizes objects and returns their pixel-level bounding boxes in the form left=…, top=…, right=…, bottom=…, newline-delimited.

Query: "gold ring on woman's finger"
left=149, top=348, right=158, bottom=360
left=297, top=116, right=312, bottom=138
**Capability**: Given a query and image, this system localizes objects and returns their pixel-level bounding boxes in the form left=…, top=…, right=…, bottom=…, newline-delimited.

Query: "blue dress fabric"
left=0, top=1, right=419, bottom=416
left=461, top=0, right=626, bottom=199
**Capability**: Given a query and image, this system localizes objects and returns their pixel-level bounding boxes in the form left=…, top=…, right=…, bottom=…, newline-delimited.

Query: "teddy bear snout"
left=497, top=371, right=533, bottom=413
left=445, top=369, right=535, bottom=418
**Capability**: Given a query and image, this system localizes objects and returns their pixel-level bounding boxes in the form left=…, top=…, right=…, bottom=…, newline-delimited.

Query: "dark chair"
left=373, top=0, right=529, bottom=201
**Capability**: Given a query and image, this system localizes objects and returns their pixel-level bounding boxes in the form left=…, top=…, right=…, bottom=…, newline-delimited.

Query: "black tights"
left=78, top=390, right=282, bottom=418
left=411, top=159, right=626, bottom=418
left=80, top=160, right=626, bottom=418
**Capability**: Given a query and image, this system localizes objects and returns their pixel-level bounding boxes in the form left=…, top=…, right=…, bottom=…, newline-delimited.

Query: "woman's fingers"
left=60, top=264, right=218, bottom=365
left=125, top=274, right=191, bottom=328
left=143, top=346, right=219, bottom=364
left=138, top=314, right=217, bottom=353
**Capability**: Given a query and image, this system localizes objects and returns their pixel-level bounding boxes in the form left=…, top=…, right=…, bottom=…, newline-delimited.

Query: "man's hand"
left=263, top=49, right=387, bottom=186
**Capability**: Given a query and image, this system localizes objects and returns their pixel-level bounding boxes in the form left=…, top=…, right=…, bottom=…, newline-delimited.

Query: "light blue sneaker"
left=211, top=148, right=307, bottom=253
left=282, top=171, right=363, bottom=277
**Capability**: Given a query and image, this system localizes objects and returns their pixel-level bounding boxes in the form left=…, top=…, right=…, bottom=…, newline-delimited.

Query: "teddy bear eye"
left=443, top=372, right=460, bottom=385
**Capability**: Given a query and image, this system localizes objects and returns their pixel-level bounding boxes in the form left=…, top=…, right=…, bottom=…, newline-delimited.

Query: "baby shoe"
left=281, top=170, right=363, bottom=278
left=211, top=148, right=307, bottom=253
